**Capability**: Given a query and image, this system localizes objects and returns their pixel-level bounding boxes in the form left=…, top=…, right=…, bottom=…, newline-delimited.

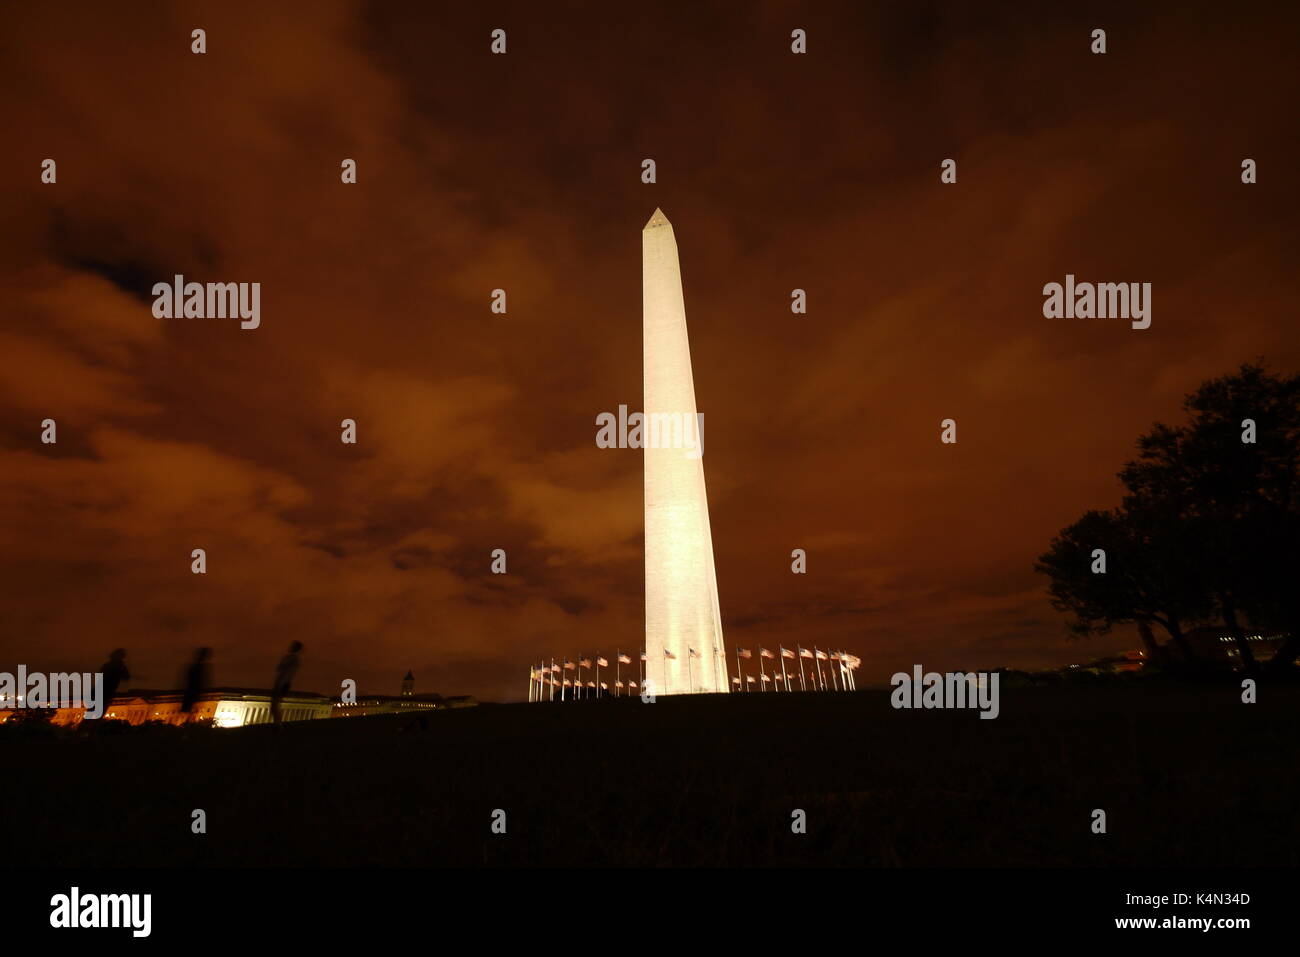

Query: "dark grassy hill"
left=3, top=683, right=1296, bottom=866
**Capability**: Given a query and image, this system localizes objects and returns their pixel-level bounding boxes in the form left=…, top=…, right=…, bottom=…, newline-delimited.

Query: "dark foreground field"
left=4, top=682, right=1297, bottom=867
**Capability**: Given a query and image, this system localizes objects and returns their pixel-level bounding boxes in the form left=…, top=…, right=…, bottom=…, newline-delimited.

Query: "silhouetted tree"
left=1035, top=506, right=1208, bottom=666
left=1187, top=364, right=1300, bottom=672
left=1121, top=365, right=1300, bottom=673
left=1039, top=363, right=1300, bottom=675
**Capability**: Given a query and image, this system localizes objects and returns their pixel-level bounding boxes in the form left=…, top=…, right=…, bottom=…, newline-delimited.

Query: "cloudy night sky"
left=1, top=1, right=1296, bottom=702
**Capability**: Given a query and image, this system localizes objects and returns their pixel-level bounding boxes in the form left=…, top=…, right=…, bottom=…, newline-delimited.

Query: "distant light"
left=213, top=708, right=243, bottom=729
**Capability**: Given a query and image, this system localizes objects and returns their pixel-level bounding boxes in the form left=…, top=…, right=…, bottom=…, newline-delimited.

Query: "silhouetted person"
left=271, top=641, right=302, bottom=726
left=98, top=649, right=129, bottom=717
left=180, top=647, right=211, bottom=723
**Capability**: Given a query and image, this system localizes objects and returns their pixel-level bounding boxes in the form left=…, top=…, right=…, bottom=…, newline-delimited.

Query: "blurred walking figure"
left=98, top=649, right=129, bottom=716
left=271, top=641, right=303, bottom=726
left=180, top=648, right=211, bottom=723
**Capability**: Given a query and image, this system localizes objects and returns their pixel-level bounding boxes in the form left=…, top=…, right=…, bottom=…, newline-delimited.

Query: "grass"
left=3, top=679, right=1296, bottom=867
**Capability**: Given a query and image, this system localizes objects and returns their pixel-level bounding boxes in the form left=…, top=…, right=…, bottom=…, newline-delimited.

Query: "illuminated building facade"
left=0, top=688, right=335, bottom=728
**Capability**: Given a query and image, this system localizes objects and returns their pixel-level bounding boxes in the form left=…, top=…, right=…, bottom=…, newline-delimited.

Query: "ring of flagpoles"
left=528, top=647, right=861, bottom=700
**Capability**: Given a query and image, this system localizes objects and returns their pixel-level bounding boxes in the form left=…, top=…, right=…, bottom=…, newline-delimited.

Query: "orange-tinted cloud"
left=1, top=1, right=1297, bottom=700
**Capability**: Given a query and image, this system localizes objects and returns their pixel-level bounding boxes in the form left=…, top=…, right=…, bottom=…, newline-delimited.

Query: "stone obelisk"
left=643, top=208, right=728, bottom=694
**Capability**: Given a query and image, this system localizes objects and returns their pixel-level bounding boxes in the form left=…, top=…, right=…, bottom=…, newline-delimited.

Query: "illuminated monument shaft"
left=643, top=208, right=728, bottom=694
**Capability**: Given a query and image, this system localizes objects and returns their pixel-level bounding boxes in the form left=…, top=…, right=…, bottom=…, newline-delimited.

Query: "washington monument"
left=642, top=208, right=728, bottom=694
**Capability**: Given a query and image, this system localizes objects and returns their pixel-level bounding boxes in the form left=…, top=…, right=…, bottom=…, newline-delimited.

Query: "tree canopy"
left=1036, top=364, right=1300, bottom=675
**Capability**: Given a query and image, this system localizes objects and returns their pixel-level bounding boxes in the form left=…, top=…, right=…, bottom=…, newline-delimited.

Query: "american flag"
left=799, top=647, right=814, bottom=659
left=781, top=647, right=795, bottom=658
left=596, top=656, right=608, bottom=667
left=578, top=656, right=592, bottom=668
left=815, top=649, right=829, bottom=660
left=618, top=653, right=632, bottom=664
left=663, top=649, right=677, bottom=660
left=629, top=680, right=638, bottom=689
left=760, top=647, right=775, bottom=659
left=760, top=673, right=770, bottom=682
left=688, top=648, right=700, bottom=658
left=563, top=659, right=575, bottom=670
left=640, top=652, right=647, bottom=661
left=615, top=680, right=624, bottom=688
left=738, top=648, right=752, bottom=659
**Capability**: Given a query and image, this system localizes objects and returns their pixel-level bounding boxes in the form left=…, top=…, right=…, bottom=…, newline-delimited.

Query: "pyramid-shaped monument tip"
left=644, top=208, right=671, bottom=230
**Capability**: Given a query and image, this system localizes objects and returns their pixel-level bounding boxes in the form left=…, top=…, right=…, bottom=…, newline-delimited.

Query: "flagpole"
left=596, top=659, right=601, bottom=697
left=814, top=647, right=824, bottom=690
left=616, top=652, right=621, bottom=697
left=780, top=648, right=788, bottom=692
left=798, top=648, right=807, bottom=691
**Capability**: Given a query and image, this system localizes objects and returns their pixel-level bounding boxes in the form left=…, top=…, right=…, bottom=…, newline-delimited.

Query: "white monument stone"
left=643, top=208, right=728, bottom=694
